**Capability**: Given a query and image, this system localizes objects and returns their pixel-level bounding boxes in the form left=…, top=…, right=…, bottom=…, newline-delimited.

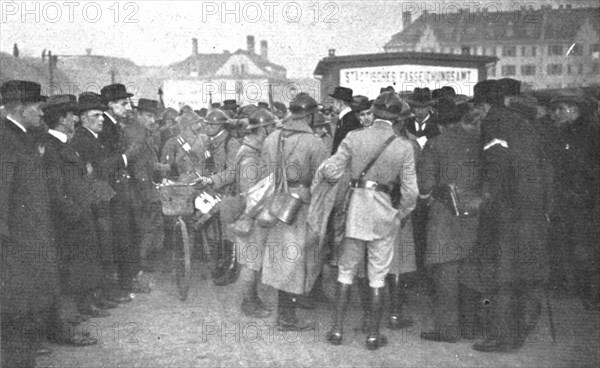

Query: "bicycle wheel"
left=172, top=217, right=191, bottom=301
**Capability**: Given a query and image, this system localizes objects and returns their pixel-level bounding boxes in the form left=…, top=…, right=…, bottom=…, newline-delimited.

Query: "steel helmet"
left=247, top=109, right=277, bottom=130
left=205, top=108, right=230, bottom=124
left=289, top=93, right=318, bottom=119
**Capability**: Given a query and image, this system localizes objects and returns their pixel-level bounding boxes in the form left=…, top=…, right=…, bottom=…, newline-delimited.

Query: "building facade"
left=384, top=5, right=600, bottom=90
left=162, top=36, right=289, bottom=109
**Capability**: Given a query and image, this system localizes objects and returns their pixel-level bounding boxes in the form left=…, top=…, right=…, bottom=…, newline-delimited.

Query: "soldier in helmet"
left=318, top=91, right=419, bottom=350
left=198, top=108, right=242, bottom=285
left=259, top=92, right=329, bottom=330
left=235, top=109, right=278, bottom=318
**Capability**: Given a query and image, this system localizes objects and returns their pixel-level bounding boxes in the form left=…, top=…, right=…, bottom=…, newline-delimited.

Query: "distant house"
left=385, top=5, right=600, bottom=89
left=162, top=36, right=289, bottom=109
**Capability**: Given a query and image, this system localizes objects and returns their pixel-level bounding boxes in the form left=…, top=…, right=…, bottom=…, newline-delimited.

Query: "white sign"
left=340, top=65, right=479, bottom=97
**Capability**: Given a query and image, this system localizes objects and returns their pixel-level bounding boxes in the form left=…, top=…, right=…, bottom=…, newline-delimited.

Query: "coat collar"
left=208, top=128, right=229, bottom=146
left=242, top=134, right=263, bottom=152
left=282, top=118, right=313, bottom=135
left=48, top=129, right=68, bottom=143
left=6, top=116, right=27, bottom=133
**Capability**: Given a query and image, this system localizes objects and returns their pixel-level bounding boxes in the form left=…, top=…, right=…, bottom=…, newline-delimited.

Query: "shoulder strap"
left=359, top=135, right=396, bottom=180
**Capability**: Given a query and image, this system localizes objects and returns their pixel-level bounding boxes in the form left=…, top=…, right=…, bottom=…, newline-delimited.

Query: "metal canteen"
left=269, top=191, right=303, bottom=224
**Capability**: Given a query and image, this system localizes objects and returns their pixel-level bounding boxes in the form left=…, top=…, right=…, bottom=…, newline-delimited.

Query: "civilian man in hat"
left=234, top=109, right=277, bottom=319
left=43, top=95, right=111, bottom=327
left=406, top=87, right=439, bottom=278
left=319, top=91, right=418, bottom=350
left=330, top=86, right=362, bottom=154
left=417, top=99, right=483, bottom=343
left=547, top=91, right=599, bottom=310
left=352, top=96, right=374, bottom=127
left=99, top=83, right=151, bottom=294
left=1, top=80, right=59, bottom=363
left=71, top=92, right=131, bottom=304
left=259, top=92, right=329, bottom=330
left=197, top=108, right=241, bottom=285
left=222, top=99, right=239, bottom=117
left=313, top=111, right=333, bottom=151
left=134, top=99, right=170, bottom=271
left=471, top=79, right=553, bottom=352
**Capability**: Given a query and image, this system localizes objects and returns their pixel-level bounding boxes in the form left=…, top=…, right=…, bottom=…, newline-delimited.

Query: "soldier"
left=71, top=92, right=130, bottom=304
left=312, top=111, right=333, bottom=151
left=197, top=108, right=242, bottom=285
left=235, top=109, right=277, bottom=318
left=417, top=99, right=483, bottom=343
left=161, top=111, right=208, bottom=181
left=260, top=93, right=329, bottom=331
left=353, top=96, right=374, bottom=127
left=319, top=91, right=419, bottom=350
left=471, top=80, right=553, bottom=352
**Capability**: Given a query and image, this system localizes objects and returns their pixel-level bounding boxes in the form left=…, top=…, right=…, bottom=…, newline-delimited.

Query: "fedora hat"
left=1, top=80, right=47, bottom=105
left=329, top=86, right=353, bottom=103
left=497, top=78, right=521, bottom=97
left=380, top=86, right=395, bottom=94
left=136, top=98, right=159, bottom=115
left=407, top=87, right=433, bottom=107
left=371, top=92, right=412, bottom=120
left=100, top=83, right=133, bottom=103
left=222, top=99, right=239, bottom=110
left=351, top=95, right=372, bottom=113
left=550, top=89, right=592, bottom=109
left=77, top=92, right=106, bottom=113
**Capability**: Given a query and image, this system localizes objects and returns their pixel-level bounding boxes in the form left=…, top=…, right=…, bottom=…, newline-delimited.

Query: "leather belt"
left=350, top=179, right=391, bottom=195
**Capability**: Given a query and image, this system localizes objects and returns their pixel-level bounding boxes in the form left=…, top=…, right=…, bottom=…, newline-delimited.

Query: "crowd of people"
left=1, top=76, right=598, bottom=365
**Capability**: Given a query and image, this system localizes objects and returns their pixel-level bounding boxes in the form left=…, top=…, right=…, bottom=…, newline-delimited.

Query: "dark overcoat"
left=44, top=134, right=103, bottom=293
left=477, top=105, right=553, bottom=287
left=0, top=118, right=59, bottom=316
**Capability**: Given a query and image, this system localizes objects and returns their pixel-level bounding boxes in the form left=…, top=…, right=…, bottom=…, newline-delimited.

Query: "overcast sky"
left=1, top=0, right=597, bottom=78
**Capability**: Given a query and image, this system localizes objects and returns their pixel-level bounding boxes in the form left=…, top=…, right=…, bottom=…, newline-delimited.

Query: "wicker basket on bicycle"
left=158, top=184, right=198, bottom=217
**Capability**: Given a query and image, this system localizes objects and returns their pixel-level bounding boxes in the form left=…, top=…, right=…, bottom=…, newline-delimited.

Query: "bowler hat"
left=78, top=92, right=106, bottom=113
left=472, top=80, right=503, bottom=106
left=100, top=83, right=133, bottom=103
left=257, top=102, right=270, bottom=110
left=407, top=88, right=433, bottom=107
left=329, top=87, right=353, bottom=103
left=1, top=80, right=47, bottom=104
left=42, top=94, right=79, bottom=117
left=136, top=98, right=159, bottom=115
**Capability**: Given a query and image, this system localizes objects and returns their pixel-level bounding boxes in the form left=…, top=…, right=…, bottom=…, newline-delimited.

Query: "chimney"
left=328, top=49, right=336, bottom=57
left=85, top=48, right=92, bottom=56
left=260, top=40, right=268, bottom=60
left=247, top=35, right=255, bottom=55
left=192, top=38, right=198, bottom=56
left=402, top=11, right=412, bottom=25
left=558, top=4, right=564, bottom=9
left=566, top=4, right=572, bottom=9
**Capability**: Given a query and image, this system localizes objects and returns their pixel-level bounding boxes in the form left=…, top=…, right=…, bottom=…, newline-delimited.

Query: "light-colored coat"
left=321, top=119, right=419, bottom=241
left=260, top=119, right=329, bottom=294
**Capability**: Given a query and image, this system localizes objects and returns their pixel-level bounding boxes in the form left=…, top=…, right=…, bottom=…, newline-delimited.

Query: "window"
left=488, top=46, right=497, bottom=56
left=569, top=44, right=583, bottom=56
left=502, top=46, right=516, bottom=57
left=522, top=46, right=536, bottom=57
left=461, top=46, right=471, bottom=55
left=547, top=64, right=562, bottom=75
left=501, top=65, right=516, bottom=76
left=488, top=65, right=496, bottom=77
left=548, top=45, right=563, bottom=56
left=240, top=64, right=245, bottom=75
left=521, top=65, right=536, bottom=75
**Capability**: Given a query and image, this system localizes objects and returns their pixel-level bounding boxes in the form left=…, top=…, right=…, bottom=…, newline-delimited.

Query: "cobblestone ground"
left=37, top=261, right=599, bottom=368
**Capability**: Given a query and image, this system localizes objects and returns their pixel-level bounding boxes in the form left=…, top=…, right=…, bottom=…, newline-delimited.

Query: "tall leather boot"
left=366, top=287, right=388, bottom=350
left=277, top=290, right=312, bottom=331
left=355, top=277, right=371, bottom=333
left=387, top=273, right=414, bottom=329
left=240, top=267, right=271, bottom=318
left=213, top=240, right=239, bottom=286
left=326, top=282, right=351, bottom=345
